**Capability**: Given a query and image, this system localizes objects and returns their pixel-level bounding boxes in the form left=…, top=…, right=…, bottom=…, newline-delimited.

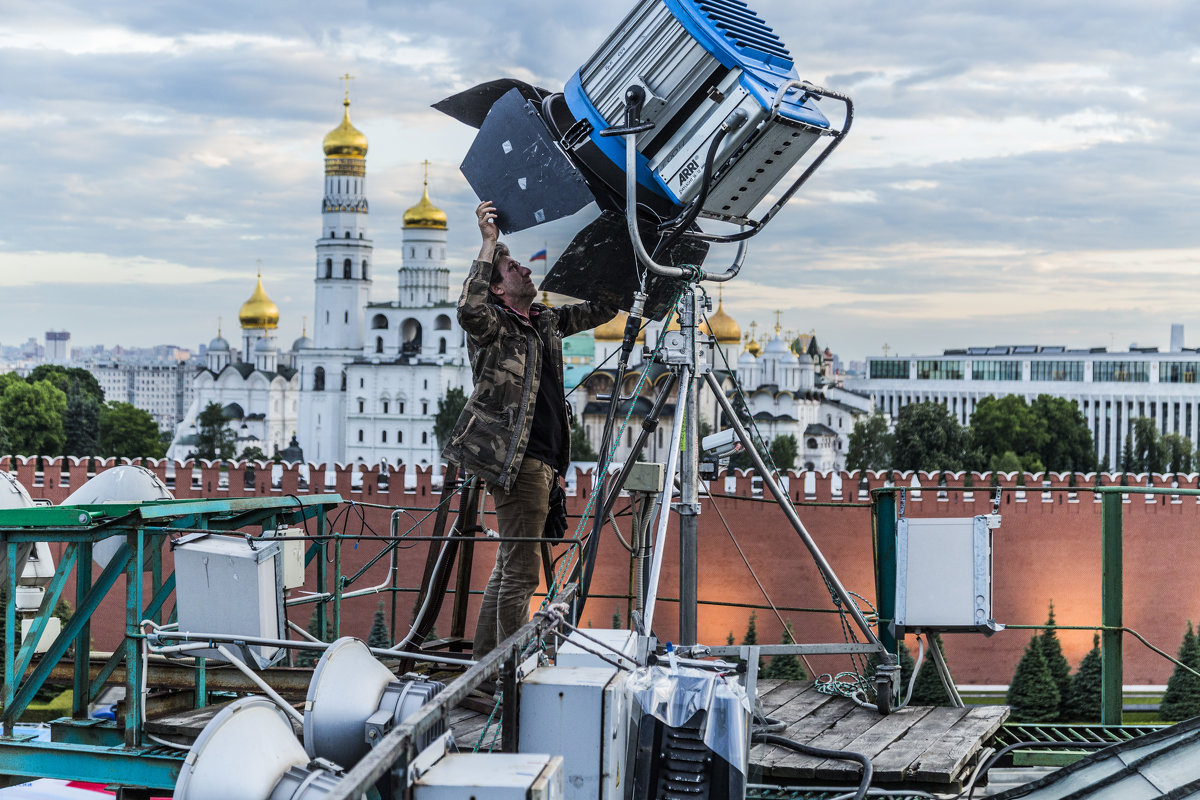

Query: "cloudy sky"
left=2, top=0, right=1198, bottom=361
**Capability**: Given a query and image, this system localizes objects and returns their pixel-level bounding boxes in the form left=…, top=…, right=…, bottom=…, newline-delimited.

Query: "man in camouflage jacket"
left=443, top=200, right=617, bottom=656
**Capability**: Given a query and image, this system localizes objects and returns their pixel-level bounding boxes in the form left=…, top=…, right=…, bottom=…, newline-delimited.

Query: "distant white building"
left=846, top=326, right=1200, bottom=471
left=576, top=302, right=870, bottom=472
left=90, top=360, right=196, bottom=433
left=44, top=331, right=69, bottom=364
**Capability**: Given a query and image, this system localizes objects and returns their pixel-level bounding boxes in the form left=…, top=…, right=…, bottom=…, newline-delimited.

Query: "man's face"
left=493, top=256, right=536, bottom=304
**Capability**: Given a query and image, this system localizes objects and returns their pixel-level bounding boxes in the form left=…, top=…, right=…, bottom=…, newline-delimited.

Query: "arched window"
left=806, top=438, right=818, bottom=449
left=421, top=432, right=428, bottom=444
left=362, top=260, right=369, bottom=280
left=340, top=371, right=347, bottom=391
left=434, top=314, right=452, bottom=331
left=398, top=430, right=403, bottom=443
left=330, top=230, right=336, bottom=239
left=438, top=338, right=447, bottom=354
left=375, top=337, right=383, bottom=354
left=382, top=400, right=389, bottom=414
left=381, top=431, right=387, bottom=443
left=313, top=367, right=325, bottom=391
left=344, top=231, right=350, bottom=239
left=371, top=314, right=388, bottom=329
left=358, top=429, right=364, bottom=442
left=325, top=258, right=332, bottom=279
left=358, top=399, right=365, bottom=413
left=343, top=259, right=352, bottom=279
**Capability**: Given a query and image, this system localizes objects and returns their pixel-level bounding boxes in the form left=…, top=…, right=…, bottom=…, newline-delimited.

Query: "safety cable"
left=751, top=733, right=873, bottom=800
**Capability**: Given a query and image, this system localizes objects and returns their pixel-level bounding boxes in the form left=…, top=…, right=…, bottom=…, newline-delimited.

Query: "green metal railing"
left=0, top=494, right=342, bottom=790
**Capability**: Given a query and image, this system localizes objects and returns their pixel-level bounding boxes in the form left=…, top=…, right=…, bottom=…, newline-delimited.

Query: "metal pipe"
left=214, top=645, right=304, bottom=725
left=704, top=371, right=883, bottom=650
left=624, top=121, right=747, bottom=281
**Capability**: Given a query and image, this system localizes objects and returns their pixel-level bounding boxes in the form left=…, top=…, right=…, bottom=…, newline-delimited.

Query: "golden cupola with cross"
left=403, top=162, right=447, bottom=230
left=239, top=271, right=280, bottom=330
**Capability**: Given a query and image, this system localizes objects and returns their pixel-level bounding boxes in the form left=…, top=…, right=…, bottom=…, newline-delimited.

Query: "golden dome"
left=706, top=299, right=740, bottom=343
left=323, top=97, right=368, bottom=159
left=239, top=274, right=279, bottom=330
left=403, top=185, right=448, bottom=230
left=594, top=312, right=645, bottom=343
left=746, top=335, right=762, bottom=356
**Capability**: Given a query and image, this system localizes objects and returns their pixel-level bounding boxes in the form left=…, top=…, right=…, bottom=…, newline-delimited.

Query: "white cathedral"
left=170, top=93, right=470, bottom=468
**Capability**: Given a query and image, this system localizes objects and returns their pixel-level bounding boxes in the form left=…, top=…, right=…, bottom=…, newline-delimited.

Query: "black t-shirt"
left=523, top=325, right=566, bottom=471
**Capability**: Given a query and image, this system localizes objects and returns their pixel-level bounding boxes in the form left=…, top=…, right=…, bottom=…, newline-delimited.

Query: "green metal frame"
left=0, top=494, right=342, bottom=786
left=872, top=484, right=1195, bottom=732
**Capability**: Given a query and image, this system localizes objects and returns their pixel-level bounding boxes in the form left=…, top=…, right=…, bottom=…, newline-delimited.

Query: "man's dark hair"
left=488, top=242, right=510, bottom=288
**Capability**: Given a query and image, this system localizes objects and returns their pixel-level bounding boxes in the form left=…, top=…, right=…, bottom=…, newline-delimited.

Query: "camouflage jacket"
left=441, top=259, right=617, bottom=492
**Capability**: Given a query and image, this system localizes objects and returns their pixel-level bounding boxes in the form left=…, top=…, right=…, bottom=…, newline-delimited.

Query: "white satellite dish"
left=174, top=696, right=342, bottom=800
left=304, top=637, right=444, bottom=774
left=61, top=466, right=173, bottom=569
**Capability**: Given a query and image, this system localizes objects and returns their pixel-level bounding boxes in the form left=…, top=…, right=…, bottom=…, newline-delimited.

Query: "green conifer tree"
left=1160, top=621, right=1200, bottom=721
left=741, top=611, right=766, bottom=672
left=726, top=631, right=735, bottom=646
left=910, top=633, right=953, bottom=706
left=367, top=601, right=391, bottom=649
left=1064, top=634, right=1102, bottom=722
left=296, top=609, right=334, bottom=667
left=1039, top=602, right=1072, bottom=720
left=1007, top=634, right=1061, bottom=723
left=763, top=621, right=807, bottom=681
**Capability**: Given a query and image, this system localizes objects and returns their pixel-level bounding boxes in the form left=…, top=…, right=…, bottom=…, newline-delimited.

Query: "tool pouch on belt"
left=543, top=481, right=568, bottom=540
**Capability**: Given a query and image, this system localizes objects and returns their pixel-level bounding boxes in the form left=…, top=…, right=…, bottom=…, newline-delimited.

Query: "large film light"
left=436, top=0, right=850, bottom=313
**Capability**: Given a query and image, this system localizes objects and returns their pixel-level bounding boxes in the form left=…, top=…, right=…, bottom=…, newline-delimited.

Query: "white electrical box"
left=267, top=528, right=306, bottom=590
left=895, top=515, right=1003, bottom=634
left=413, top=753, right=563, bottom=800
left=21, top=617, right=62, bottom=654
left=519, top=666, right=632, bottom=800
left=556, top=628, right=639, bottom=670
left=173, top=533, right=286, bottom=668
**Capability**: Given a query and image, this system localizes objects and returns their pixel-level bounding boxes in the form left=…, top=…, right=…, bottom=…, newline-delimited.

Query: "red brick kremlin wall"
left=8, top=456, right=1197, bottom=687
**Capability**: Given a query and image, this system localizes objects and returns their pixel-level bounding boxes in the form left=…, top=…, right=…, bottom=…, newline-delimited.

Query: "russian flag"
left=529, top=248, right=547, bottom=262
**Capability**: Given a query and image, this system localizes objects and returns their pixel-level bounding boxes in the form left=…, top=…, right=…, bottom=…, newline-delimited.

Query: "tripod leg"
left=703, top=371, right=886, bottom=653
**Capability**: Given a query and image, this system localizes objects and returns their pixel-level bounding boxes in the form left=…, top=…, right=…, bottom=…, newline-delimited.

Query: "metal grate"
left=687, top=0, right=792, bottom=64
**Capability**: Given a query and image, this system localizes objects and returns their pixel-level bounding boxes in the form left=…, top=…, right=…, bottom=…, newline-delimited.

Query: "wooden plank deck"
left=752, top=681, right=1009, bottom=791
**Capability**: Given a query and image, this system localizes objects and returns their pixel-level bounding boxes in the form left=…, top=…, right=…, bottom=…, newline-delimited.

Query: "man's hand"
left=476, top=200, right=499, bottom=262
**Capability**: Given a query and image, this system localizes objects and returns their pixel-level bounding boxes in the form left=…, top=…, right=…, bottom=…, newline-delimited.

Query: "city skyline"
left=2, top=1, right=1198, bottom=361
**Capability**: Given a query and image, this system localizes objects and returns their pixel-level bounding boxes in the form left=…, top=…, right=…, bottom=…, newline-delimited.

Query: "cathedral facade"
left=172, top=93, right=470, bottom=468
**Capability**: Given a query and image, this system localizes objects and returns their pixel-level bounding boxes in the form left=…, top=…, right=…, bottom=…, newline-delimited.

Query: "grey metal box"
left=413, top=753, right=564, bottom=800
left=173, top=534, right=286, bottom=668
left=895, top=516, right=1002, bottom=634
left=519, top=667, right=630, bottom=800
left=556, top=628, right=639, bottom=670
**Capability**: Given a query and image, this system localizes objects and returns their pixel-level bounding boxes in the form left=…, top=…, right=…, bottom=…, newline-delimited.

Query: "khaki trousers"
left=473, top=457, right=555, bottom=657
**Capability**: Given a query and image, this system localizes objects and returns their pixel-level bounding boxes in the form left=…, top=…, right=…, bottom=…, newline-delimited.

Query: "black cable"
left=751, top=733, right=872, bottom=800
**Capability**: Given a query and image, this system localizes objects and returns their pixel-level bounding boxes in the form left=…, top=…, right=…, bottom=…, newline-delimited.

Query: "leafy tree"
left=193, top=401, right=236, bottom=460
left=1128, top=417, right=1164, bottom=474
left=99, top=402, right=165, bottom=459
left=1160, top=621, right=1200, bottom=721
left=847, top=411, right=894, bottom=472
left=368, top=601, right=391, bottom=649
left=768, top=434, right=799, bottom=472
left=1007, top=634, right=1061, bottom=723
left=1162, top=433, right=1194, bottom=475
left=27, top=365, right=103, bottom=404
left=1064, top=634, right=1102, bottom=722
left=0, top=380, right=67, bottom=456
left=64, top=391, right=101, bottom=456
left=1030, top=395, right=1095, bottom=473
left=989, top=450, right=1024, bottom=475
left=970, top=395, right=1047, bottom=472
left=762, top=621, right=807, bottom=680
left=433, top=387, right=468, bottom=451
left=570, top=420, right=598, bottom=461
left=241, top=445, right=267, bottom=462
left=892, top=402, right=968, bottom=472
left=910, top=633, right=953, bottom=706
left=1039, top=602, right=1071, bottom=719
